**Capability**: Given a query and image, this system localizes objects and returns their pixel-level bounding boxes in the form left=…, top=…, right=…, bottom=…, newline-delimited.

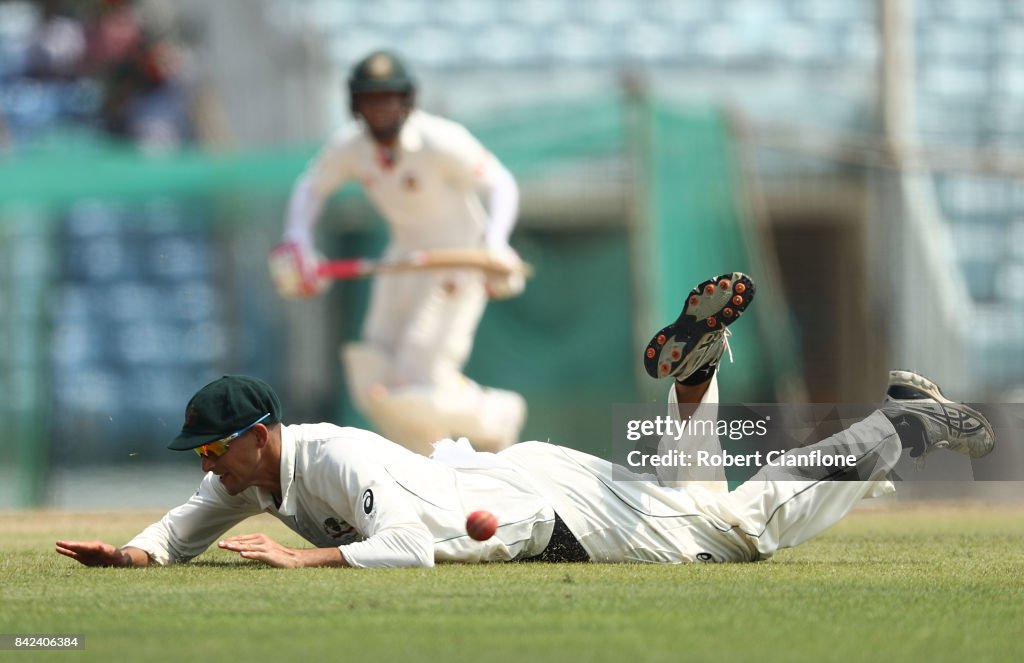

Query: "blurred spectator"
left=83, top=0, right=142, bottom=73
left=24, top=0, right=86, bottom=80
left=0, top=0, right=222, bottom=151
left=100, top=32, right=193, bottom=150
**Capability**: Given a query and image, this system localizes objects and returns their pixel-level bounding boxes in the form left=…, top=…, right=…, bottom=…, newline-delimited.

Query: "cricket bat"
left=317, top=248, right=534, bottom=281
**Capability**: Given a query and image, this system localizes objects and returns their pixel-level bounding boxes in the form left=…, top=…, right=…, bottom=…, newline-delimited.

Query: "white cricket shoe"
left=882, top=371, right=994, bottom=459
left=643, top=272, right=755, bottom=381
left=885, top=369, right=949, bottom=404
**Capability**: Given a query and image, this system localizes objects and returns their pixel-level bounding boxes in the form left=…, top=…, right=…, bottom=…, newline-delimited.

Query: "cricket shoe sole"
left=643, top=272, right=756, bottom=381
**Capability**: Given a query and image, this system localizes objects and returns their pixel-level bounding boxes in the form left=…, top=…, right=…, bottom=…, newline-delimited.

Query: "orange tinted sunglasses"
left=194, top=413, right=270, bottom=458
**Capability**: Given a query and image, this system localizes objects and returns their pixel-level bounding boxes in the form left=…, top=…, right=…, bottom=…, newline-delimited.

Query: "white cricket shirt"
left=124, top=424, right=555, bottom=567
left=285, top=109, right=509, bottom=251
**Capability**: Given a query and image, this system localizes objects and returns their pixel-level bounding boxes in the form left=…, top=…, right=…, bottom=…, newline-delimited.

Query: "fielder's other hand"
left=268, top=241, right=329, bottom=299
left=485, top=246, right=527, bottom=300
left=55, top=540, right=132, bottom=567
left=218, top=533, right=343, bottom=568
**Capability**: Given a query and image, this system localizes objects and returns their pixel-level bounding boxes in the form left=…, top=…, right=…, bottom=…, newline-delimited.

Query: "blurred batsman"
left=269, top=50, right=526, bottom=454
left=54, top=272, right=996, bottom=570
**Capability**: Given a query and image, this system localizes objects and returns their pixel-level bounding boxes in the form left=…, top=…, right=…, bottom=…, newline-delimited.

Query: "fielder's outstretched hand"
left=218, top=533, right=345, bottom=568
left=55, top=540, right=133, bottom=567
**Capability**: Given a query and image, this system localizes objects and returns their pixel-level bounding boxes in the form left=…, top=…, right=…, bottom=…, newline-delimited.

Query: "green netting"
left=465, top=227, right=636, bottom=453
left=633, top=100, right=803, bottom=487
left=637, top=100, right=799, bottom=402
left=473, top=98, right=626, bottom=175
left=0, top=144, right=314, bottom=205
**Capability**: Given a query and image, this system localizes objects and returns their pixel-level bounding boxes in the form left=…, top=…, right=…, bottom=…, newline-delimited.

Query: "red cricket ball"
left=465, top=510, right=498, bottom=541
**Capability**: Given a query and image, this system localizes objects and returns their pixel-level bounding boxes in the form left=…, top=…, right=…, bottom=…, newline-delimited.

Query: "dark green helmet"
left=348, top=50, right=415, bottom=99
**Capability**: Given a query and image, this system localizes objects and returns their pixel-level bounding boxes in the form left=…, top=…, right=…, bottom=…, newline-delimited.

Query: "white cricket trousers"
left=343, top=266, right=525, bottom=454
left=503, top=411, right=901, bottom=563
left=707, top=411, right=900, bottom=559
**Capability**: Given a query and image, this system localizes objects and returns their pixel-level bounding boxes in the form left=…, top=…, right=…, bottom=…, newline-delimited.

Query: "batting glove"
left=268, top=241, right=329, bottom=298
left=484, top=246, right=526, bottom=300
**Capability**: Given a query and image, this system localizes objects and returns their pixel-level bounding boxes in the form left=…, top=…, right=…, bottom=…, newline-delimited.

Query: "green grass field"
left=2, top=504, right=1022, bottom=662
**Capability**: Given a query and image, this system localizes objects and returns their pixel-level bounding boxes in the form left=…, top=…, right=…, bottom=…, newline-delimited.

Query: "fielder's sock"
left=677, top=362, right=717, bottom=386
left=884, top=412, right=929, bottom=457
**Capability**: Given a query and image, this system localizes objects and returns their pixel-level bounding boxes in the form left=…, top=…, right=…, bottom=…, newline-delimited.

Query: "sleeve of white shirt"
left=312, top=441, right=435, bottom=568
left=433, top=121, right=519, bottom=249
left=482, top=160, right=519, bottom=250
left=123, top=473, right=263, bottom=565
left=282, top=125, right=359, bottom=248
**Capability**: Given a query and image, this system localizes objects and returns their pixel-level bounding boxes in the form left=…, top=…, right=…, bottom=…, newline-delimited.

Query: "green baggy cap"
left=168, top=375, right=282, bottom=451
left=348, top=50, right=415, bottom=95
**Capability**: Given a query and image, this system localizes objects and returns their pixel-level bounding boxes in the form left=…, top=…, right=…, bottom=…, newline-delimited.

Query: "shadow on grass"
left=187, top=560, right=267, bottom=569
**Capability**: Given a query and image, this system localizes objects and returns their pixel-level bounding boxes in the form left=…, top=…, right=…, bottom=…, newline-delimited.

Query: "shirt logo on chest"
left=402, top=173, right=419, bottom=191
